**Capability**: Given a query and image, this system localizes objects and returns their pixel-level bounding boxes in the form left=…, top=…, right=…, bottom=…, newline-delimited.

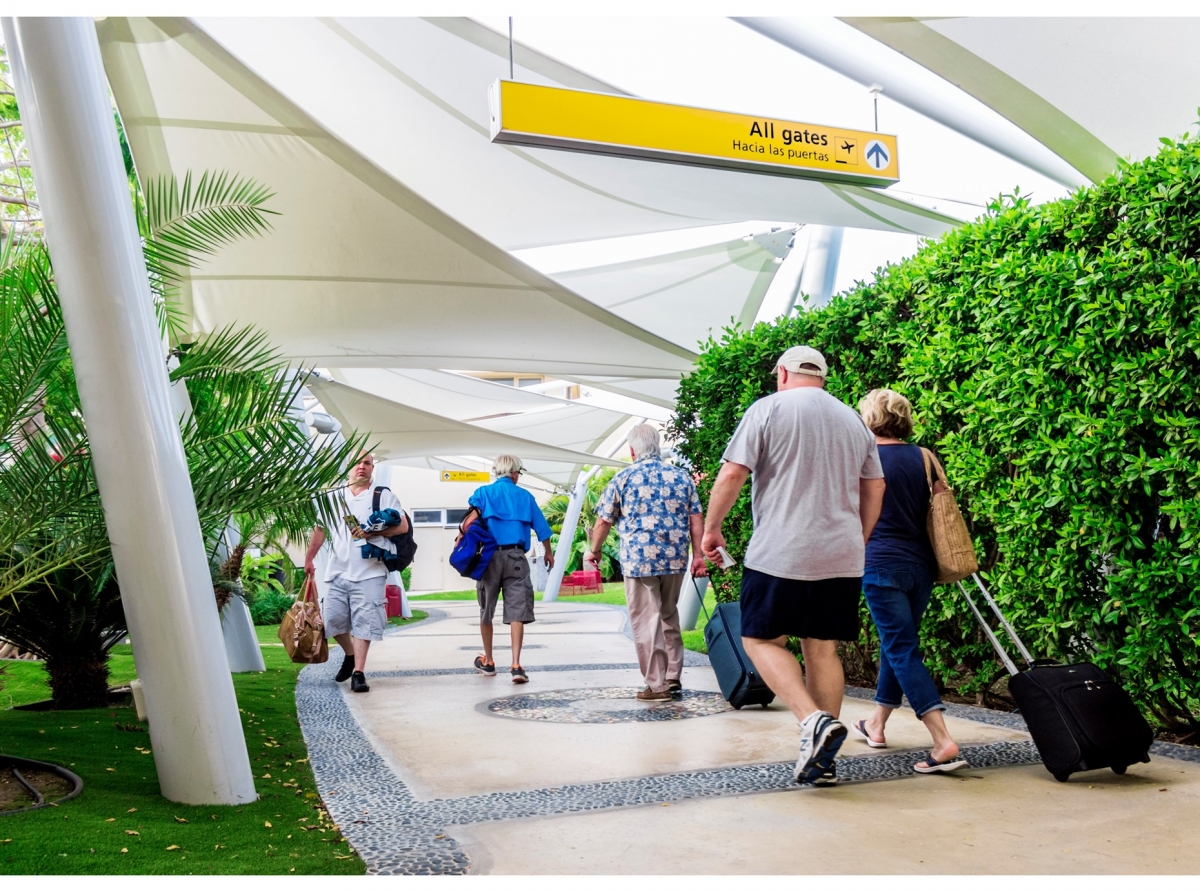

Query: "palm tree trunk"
left=45, top=647, right=110, bottom=709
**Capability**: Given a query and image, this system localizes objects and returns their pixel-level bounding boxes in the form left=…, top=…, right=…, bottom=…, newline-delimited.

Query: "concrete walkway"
left=296, top=600, right=1200, bottom=875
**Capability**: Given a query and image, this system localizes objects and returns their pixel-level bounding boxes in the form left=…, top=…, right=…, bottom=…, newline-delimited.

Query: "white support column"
left=5, top=18, right=256, bottom=804
left=221, top=597, right=267, bottom=673
left=796, top=225, right=845, bottom=309
left=218, top=523, right=266, bottom=674
left=542, top=466, right=601, bottom=603
left=678, top=573, right=710, bottom=632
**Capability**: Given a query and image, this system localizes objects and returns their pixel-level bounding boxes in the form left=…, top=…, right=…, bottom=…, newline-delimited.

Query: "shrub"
left=672, top=131, right=1200, bottom=731
left=249, top=590, right=295, bottom=626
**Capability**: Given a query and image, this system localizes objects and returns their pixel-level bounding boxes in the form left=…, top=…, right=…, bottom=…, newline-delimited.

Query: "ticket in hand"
left=715, top=546, right=737, bottom=569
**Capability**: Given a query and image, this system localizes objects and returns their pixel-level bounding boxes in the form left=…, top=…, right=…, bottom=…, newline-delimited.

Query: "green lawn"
left=0, top=615, right=427, bottom=874
left=388, top=610, right=429, bottom=628
left=1, top=645, right=138, bottom=711
left=413, top=582, right=716, bottom=653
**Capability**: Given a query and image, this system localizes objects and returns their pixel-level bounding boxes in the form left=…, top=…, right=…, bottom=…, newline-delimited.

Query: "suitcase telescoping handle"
left=956, top=572, right=1034, bottom=677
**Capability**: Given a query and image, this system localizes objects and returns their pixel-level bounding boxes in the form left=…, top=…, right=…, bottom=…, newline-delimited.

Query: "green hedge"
left=672, top=132, right=1200, bottom=731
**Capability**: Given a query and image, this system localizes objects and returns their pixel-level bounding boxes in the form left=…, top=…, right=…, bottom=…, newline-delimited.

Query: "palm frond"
left=141, top=170, right=278, bottom=289
left=0, top=241, right=70, bottom=443
left=174, top=325, right=371, bottom=546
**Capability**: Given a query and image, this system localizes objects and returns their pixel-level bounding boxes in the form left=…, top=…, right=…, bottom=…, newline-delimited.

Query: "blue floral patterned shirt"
left=595, top=457, right=703, bottom=577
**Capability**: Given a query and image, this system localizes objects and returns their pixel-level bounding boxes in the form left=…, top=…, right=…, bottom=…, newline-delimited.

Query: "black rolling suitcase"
left=697, top=581, right=774, bottom=709
left=958, top=573, right=1153, bottom=782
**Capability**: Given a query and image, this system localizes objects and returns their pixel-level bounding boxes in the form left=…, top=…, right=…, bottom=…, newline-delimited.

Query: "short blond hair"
left=858, top=389, right=914, bottom=439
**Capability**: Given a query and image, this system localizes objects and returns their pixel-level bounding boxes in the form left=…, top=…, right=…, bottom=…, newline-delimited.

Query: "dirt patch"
left=0, top=767, right=74, bottom=811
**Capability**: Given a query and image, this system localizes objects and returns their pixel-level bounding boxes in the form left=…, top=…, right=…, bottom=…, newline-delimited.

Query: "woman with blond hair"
left=854, top=389, right=966, bottom=773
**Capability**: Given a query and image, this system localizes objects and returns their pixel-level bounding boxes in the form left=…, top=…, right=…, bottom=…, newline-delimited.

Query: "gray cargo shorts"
left=323, top=574, right=387, bottom=641
left=477, top=546, right=536, bottom=625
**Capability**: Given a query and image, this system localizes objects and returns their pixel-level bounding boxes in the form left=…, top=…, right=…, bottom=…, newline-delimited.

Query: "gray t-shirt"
left=722, top=387, right=883, bottom=581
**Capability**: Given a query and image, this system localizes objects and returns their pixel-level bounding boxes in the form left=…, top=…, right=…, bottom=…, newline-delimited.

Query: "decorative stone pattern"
left=844, top=684, right=1200, bottom=765
left=299, top=603, right=1195, bottom=876
left=484, top=687, right=732, bottom=724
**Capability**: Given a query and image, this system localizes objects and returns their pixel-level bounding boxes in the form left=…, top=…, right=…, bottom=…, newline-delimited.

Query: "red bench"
left=559, top=568, right=603, bottom=595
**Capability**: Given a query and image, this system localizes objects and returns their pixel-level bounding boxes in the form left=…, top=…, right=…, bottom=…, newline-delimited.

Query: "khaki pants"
left=624, top=574, right=685, bottom=693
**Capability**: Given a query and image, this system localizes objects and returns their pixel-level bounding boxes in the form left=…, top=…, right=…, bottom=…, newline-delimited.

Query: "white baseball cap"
left=776, top=345, right=828, bottom=378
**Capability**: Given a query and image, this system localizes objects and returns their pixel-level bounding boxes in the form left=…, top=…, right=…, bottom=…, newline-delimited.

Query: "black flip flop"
left=914, top=752, right=968, bottom=774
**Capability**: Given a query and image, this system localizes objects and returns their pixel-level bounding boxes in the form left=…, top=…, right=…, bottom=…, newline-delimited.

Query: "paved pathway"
left=296, top=600, right=1200, bottom=875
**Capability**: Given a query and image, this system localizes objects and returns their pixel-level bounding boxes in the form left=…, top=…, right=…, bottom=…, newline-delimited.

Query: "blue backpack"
left=449, top=507, right=498, bottom=580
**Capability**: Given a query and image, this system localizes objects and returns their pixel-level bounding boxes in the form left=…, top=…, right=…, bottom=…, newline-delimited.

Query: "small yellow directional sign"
left=489, top=80, right=899, bottom=187
left=441, top=470, right=491, bottom=483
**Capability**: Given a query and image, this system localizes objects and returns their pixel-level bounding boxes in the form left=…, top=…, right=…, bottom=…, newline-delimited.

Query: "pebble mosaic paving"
left=484, top=687, right=733, bottom=724
left=296, top=604, right=1195, bottom=875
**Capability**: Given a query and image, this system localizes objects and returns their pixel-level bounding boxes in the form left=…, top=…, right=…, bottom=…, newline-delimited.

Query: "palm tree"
left=0, top=171, right=368, bottom=707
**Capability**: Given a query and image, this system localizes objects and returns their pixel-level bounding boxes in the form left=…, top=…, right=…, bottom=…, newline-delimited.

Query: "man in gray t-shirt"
left=703, top=346, right=886, bottom=787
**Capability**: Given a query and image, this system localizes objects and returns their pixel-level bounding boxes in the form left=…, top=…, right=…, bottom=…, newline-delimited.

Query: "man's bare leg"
left=334, top=632, right=353, bottom=661
left=510, top=621, right=524, bottom=668
left=353, top=638, right=371, bottom=673
left=743, top=636, right=819, bottom=722
left=479, top=622, right=494, bottom=664
left=799, top=638, right=844, bottom=717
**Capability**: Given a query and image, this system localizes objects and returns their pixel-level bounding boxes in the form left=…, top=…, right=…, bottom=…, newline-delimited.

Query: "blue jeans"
left=862, top=563, right=945, bottom=718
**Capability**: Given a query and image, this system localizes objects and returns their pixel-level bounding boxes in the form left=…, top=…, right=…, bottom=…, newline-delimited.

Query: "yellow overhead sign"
left=440, top=470, right=491, bottom=483
left=489, top=80, right=899, bottom=187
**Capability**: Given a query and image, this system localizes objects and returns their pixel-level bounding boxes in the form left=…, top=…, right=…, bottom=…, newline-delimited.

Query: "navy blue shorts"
left=739, top=567, right=862, bottom=641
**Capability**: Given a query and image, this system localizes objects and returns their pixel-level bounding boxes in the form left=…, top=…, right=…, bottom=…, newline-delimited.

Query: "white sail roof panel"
left=180, top=16, right=961, bottom=246
left=307, top=378, right=621, bottom=472
left=98, top=17, right=696, bottom=378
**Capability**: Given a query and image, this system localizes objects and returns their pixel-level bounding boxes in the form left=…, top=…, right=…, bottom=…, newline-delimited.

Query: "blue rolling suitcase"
left=699, top=583, right=774, bottom=709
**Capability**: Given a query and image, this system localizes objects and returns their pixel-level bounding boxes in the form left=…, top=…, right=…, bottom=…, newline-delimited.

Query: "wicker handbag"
left=278, top=576, right=329, bottom=664
left=921, top=448, right=979, bottom=584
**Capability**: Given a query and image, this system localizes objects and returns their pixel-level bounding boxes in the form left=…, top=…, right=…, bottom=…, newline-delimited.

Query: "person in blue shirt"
left=467, top=454, right=554, bottom=683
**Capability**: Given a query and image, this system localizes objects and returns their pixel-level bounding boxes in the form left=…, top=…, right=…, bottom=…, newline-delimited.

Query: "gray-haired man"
left=467, top=455, right=554, bottom=683
left=588, top=424, right=706, bottom=702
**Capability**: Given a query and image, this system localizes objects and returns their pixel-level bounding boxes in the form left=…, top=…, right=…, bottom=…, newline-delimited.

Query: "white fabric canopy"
left=523, top=224, right=795, bottom=351
left=329, top=368, right=572, bottom=421
left=152, top=16, right=960, bottom=246
left=559, top=375, right=681, bottom=411
left=327, top=367, right=632, bottom=487
left=98, top=17, right=696, bottom=378
left=742, top=17, right=1200, bottom=186
left=307, top=378, right=622, bottom=475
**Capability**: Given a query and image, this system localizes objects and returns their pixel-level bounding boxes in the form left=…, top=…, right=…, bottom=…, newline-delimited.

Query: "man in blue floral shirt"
left=587, top=424, right=706, bottom=701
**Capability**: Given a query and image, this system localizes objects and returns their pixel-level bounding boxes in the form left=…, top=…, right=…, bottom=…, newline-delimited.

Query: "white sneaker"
left=794, top=711, right=847, bottom=785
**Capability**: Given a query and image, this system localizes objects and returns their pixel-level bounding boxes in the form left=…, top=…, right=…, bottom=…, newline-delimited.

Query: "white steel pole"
left=218, top=521, right=266, bottom=674
left=542, top=466, right=601, bottom=603
left=4, top=17, right=256, bottom=804
left=796, top=225, right=845, bottom=309
left=678, top=573, right=710, bottom=632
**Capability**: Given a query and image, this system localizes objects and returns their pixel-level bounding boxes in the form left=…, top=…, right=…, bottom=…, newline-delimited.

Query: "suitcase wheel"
left=761, top=702, right=770, bottom=709
left=731, top=702, right=743, bottom=710
left=1053, top=771, right=1071, bottom=783
left=1111, top=765, right=1127, bottom=776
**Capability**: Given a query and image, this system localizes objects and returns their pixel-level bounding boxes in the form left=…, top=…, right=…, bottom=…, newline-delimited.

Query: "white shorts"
left=322, top=575, right=387, bottom=641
